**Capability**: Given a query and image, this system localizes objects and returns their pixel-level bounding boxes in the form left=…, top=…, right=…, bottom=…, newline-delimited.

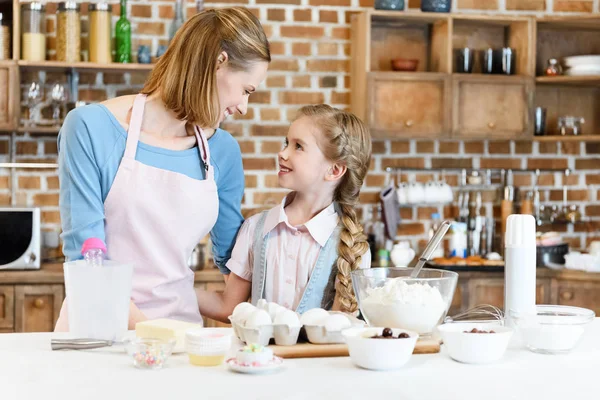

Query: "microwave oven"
left=0, top=207, right=41, bottom=270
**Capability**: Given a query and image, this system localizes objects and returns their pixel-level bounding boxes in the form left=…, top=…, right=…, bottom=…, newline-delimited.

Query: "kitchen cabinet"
left=14, top=284, right=63, bottom=332
left=453, top=76, right=533, bottom=139
left=0, top=62, right=17, bottom=131
left=367, top=73, right=450, bottom=138
left=0, top=285, right=15, bottom=330
left=554, top=281, right=600, bottom=315
left=462, top=277, right=550, bottom=310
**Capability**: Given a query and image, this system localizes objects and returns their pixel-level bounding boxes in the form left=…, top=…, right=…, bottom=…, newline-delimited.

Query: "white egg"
left=232, top=302, right=255, bottom=324
left=324, top=314, right=352, bottom=331
left=300, top=308, right=330, bottom=326
left=257, top=299, right=268, bottom=311
left=267, top=302, right=284, bottom=321
left=244, top=309, right=272, bottom=329
left=274, top=309, right=301, bottom=327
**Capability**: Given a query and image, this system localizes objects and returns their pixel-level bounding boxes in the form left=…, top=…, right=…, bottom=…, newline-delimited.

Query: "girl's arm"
left=196, top=273, right=251, bottom=323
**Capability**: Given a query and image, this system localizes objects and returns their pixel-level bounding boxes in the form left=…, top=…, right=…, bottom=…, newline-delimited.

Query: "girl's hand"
left=128, top=301, right=148, bottom=329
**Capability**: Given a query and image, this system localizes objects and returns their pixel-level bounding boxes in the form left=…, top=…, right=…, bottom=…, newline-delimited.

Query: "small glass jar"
left=558, top=116, right=585, bottom=136
left=57, top=2, right=81, bottom=62
left=545, top=58, right=562, bottom=76
left=0, top=13, right=10, bottom=60
left=89, top=2, right=112, bottom=63
left=21, top=2, right=46, bottom=61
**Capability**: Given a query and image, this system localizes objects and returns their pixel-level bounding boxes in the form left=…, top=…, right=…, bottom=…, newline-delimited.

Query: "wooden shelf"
left=17, top=60, right=154, bottom=72
left=534, top=135, right=600, bottom=142
left=370, top=10, right=450, bottom=24
left=16, top=126, right=60, bottom=134
left=536, top=75, right=600, bottom=86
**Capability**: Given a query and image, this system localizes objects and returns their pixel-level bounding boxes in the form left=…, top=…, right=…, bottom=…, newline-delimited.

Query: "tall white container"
left=504, top=214, right=537, bottom=328
left=64, top=260, right=133, bottom=341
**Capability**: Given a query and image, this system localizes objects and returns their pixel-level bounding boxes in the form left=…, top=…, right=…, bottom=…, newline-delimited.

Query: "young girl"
left=197, top=104, right=372, bottom=321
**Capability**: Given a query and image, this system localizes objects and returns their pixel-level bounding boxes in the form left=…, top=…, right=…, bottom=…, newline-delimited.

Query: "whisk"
left=444, top=304, right=504, bottom=324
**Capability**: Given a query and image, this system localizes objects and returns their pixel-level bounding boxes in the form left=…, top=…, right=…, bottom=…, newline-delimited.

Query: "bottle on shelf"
left=81, top=238, right=107, bottom=267
left=429, top=213, right=445, bottom=259
left=169, top=0, right=185, bottom=42
left=89, top=2, right=112, bottom=63
left=115, top=0, right=131, bottom=63
left=363, top=204, right=386, bottom=263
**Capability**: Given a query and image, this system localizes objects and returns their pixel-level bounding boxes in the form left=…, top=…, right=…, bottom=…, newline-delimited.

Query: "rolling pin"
left=521, top=192, right=533, bottom=215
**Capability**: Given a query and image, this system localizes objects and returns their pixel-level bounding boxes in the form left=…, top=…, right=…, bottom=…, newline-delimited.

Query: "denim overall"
left=250, top=211, right=340, bottom=312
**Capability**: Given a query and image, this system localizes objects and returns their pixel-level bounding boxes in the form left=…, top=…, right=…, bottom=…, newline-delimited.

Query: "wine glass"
left=51, top=83, right=67, bottom=125
left=26, top=82, right=42, bottom=126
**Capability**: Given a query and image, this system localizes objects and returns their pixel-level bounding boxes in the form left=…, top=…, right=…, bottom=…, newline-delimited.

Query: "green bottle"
left=115, top=0, right=131, bottom=63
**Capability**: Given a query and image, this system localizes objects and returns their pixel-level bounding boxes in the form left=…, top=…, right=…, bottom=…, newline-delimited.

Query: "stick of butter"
left=135, top=319, right=202, bottom=348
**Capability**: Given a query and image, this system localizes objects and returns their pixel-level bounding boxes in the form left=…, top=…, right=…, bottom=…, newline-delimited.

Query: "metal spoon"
left=410, top=220, right=452, bottom=278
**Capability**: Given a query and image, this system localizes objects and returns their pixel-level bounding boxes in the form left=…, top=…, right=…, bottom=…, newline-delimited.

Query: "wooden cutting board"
left=270, top=339, right=440, bottom=359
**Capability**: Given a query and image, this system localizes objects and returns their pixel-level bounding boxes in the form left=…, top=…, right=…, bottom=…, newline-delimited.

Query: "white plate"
left=563, top=55, right=600, bottom=68
left=565, top=68, right=600, bottom=76
left=226, top=356, right=284, bottom=374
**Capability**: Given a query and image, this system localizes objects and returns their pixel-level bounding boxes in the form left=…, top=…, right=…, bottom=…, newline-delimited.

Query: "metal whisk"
left=444, top=304, right=504, bottom=324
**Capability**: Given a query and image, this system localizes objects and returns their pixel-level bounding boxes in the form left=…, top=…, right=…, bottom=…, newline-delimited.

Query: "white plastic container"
left=63, top=259, right=133, bottom=341
left=504, top=214, right=537, bottom=328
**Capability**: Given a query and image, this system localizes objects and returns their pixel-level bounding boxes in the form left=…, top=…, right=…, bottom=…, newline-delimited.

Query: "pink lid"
left=81, top=238, right=107, bottom=255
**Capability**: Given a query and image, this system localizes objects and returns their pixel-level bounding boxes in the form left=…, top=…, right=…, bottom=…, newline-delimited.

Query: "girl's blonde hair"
left=296, top=105, right=372, bottom=313
left=142, top=7, right=270, bottom=128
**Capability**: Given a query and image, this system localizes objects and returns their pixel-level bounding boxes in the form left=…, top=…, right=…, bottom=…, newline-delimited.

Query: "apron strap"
left=194, top=126, right=214, bottom=181
left=124, top=94, right=147, bottom=160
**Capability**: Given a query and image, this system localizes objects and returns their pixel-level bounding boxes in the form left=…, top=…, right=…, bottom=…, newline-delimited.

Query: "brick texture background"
left=1, top=0, right=599, bottom=254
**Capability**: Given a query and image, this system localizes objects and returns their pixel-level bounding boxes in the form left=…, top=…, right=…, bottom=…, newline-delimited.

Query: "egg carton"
left=228, top=315, right=302, bottom=346
left=228, top=311, right=365, bottom=346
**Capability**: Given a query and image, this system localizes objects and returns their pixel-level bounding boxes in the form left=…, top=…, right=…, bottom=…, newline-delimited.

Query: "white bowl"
left=510, top=305, right=595, bottom=354
left=437, top=323, right=513, bottom=364
left=342, top=327, right=418, bottom=371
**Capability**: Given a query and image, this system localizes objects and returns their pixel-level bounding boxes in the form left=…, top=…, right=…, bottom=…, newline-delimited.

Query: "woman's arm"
left=196, top=273, right=251, bottom=323
left=58, top=108, right=108, bottom=261
left=208, top=131, right=245, bottom=275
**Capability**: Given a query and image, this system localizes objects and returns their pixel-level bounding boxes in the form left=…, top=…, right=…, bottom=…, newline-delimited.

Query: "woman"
left=54, top=7, right=270, bottom=330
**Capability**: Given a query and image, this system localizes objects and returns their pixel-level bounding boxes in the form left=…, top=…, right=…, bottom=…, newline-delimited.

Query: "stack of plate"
left=563, top=55, right=600, bottom=76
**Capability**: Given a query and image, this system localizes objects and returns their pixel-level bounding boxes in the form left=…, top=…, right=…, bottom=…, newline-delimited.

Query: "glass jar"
left=0, top=13, right=10, bottom=60
left=558, top=116, right=585, bottom=136
left=545, top=58, right=562, bottom=76
left=21, top=2, right=46, bottom=61
left=89, top=2, right=112, bottom=63
left=57, top=2, right=80, bottom=62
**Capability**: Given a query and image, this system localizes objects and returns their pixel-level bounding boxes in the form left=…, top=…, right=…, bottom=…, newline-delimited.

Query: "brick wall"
left=1, top=0, right=599, bottom=254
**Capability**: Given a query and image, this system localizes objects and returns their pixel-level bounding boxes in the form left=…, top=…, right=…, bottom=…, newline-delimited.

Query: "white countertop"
left=2, top=320, right=599, bottom=400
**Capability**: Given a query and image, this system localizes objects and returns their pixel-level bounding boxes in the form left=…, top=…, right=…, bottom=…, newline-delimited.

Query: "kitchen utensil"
left=380, top=182, right=401, bottom=240
left=545, top=58, right=562, bottom=76
left=455, top=48, right=474, bottom=73
left=420, top=0, right=451, bottom=12
left=390, top=241, right=415, bottom=267
left=501, top=169, right=514, bottom=235
left=558, top=116, right=584, bottom=136
left=534, top=107, right=546, bottom=136
left=510, top=305, right=595, bottom=354
left=411, top=220, right=452, bottom=278
left=536, top=243, right=569, bottom=267
left=500, top=48, right=516, bottom=75
left=521, top=191, right=533, bottom=215
left=126, top=337, right=176, bottom=369
left=437, top=323, right=513, bottom=364
left=50, top=83, right=66, bottom=124
left=270, top=338, right=440, bottom=359
left=343, top=327, right=418, bottom=370
left=64, top=259, right=133, bottom=341
left=51, top=338, right=117, bottom=350
left=374, top=0, right=405, bottom=10
left=481, top=48, right=495, bottom=74
left=406, top=181, right=425, bottom=204
left=444, top=304, right=504, bottom=324
left=391, top=58, right=418, bottom=71
left=351, top=267, right=458, bottom=336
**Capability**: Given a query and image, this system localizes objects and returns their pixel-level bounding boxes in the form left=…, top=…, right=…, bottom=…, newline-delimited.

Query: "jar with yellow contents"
left=89, top=2, right=112, bottom=63
left=21, top=2, right=46, bottom=61
left=57, top=2, right=81, bottom=62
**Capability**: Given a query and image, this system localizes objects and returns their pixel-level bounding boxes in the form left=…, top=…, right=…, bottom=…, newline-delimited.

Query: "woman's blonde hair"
left=296, top=105, right=372, bottom=313
left=142, top=7, right=270, bottom=128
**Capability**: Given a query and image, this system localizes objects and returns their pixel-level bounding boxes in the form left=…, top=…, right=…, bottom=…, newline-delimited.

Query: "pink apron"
left=56, top=93, right=219, bottom=328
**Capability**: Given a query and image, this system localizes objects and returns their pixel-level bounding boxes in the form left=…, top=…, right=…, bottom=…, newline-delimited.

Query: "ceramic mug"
left=391, top=241, right=415, bottom=268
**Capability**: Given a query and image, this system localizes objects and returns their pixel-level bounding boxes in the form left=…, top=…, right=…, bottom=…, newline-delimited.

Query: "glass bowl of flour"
left=352, top=268, right=458, bottom=337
